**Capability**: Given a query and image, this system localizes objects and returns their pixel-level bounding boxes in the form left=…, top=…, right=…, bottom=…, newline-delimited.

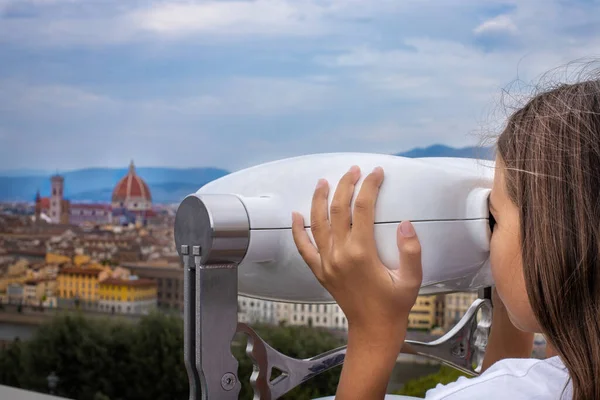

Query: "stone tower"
left=34, top=190, right=42, bottom=222
left=50, top=175, right=64, bottom=224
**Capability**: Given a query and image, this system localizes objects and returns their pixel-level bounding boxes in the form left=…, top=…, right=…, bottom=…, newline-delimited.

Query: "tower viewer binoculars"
left=175, top=153, right=495, bottom=400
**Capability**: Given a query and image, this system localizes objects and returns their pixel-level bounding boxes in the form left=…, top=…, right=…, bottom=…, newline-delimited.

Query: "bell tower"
left=50, top=175, right=64, bottom=224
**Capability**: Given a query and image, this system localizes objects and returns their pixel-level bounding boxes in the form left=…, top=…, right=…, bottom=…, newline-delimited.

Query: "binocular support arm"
left=183, top=245, right=242, bottom=400
left=238, top=299, right=491, bottom=400
left=181, top=246, right=492, bottom=400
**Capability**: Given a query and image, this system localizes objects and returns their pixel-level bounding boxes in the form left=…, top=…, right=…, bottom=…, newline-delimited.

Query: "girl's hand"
left=291, top=165, right=423, bottom=343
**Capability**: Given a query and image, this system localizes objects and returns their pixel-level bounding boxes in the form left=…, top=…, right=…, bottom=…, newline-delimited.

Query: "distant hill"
left=0, top=167, right=230, bottom=203
left=0, top=144, right=495, bottom=203
left=0, top=168, right=52, bottom=177
left=396, top=144, right=495, bottom=160
left=66, top=182, right=206, bottom=204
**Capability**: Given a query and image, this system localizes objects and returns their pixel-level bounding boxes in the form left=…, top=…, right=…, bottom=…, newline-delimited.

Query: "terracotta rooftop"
left=112, top=161, right=152, bottom=203
left=37, top=197, right=50, bottom=209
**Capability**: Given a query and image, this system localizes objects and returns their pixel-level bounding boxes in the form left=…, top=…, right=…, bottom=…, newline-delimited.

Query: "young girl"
left=291, top=76, right=600, bottom=399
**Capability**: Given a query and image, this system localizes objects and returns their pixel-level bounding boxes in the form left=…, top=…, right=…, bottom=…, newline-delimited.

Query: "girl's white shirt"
left=424, top=356, right=571, bottom=399
left=314, top=356, right=571, bottom=400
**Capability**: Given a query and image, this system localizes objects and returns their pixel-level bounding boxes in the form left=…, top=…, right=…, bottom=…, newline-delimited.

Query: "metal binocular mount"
left=175, top=194, right=493, bottom=400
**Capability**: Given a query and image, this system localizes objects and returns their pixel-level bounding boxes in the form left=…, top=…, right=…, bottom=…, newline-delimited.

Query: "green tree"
left=0, top=314, right=346, bottom=400
left=125, top=312, right=187, bottom=400
left=100, top=319, right=137, bottom=400
left=18, top=312, right=188, bottom=400
left=20, top=313, right=116, bottom=399
left=0, top=338, right=25, bottom=387
left=93, top=392, right=111, bottom=400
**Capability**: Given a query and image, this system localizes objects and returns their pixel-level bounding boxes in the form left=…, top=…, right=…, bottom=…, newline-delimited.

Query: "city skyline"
left=1, top=0, right=600, bottom=172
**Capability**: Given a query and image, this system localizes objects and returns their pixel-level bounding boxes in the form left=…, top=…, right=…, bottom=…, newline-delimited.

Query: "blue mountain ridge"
left=0, top=144, right=494, bottom=204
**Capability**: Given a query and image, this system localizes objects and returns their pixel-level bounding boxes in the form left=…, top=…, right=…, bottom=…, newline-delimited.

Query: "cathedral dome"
left=112, top=161, right=152, bottom=209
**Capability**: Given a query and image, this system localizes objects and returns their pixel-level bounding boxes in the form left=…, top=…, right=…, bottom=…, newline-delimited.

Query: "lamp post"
left=47, top=371, right=59, bottom=395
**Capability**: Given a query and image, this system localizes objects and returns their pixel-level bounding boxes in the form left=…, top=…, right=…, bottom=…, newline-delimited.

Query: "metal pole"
left=182, top=245, right=200, bottom=400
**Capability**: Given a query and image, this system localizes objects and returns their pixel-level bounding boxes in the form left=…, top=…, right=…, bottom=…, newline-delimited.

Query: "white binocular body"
left=174, top=153, right=495, bottom=303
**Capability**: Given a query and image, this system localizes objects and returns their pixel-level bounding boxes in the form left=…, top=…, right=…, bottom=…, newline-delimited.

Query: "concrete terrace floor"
left=0, top=385, right=71, bottom=400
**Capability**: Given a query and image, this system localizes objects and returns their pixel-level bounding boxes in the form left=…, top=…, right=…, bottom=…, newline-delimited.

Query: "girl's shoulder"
left=424, top=356, right=571, bottom=400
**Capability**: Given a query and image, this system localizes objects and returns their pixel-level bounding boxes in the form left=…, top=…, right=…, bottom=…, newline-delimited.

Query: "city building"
left=6, top=283, right=23, bottom=304
left=408, top=295, right=437, bottom=330
left=236, top=298, right=350, bottom=330
left=123, top=261, right=184, bottom=313
left=286, top=302, right=348, bottom=329
left=246, top=294, right=466, bottom=333
left=444, top=292, right=479, bottom=330
left=69, top=204, right=113, bottom=226
left=43, top=227, right=158, bottom=265
left=98, top=277, right=157, bottom=315
left=236, top=295, right=447, bottom=332
left=238, top=296, right=278, bottom=325
left=434, top=294, right=446, bottom=330
left=23, top=278, right=56, bottom=306
left=0, top=258, right=32, bottom=292
left=57, top=266, right=105, bottom=310
left=34, top=161, right=156, bottom=227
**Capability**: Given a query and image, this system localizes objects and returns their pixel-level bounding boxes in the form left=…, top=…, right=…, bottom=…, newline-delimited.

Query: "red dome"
left=112, top=161, right=152, bottom=203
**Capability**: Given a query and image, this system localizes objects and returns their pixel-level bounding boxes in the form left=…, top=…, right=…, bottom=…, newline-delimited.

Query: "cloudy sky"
left=1, top=0, right=599, bottom=172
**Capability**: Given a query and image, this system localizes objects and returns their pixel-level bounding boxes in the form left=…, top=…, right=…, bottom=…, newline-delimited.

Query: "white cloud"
left=138, top=77, right=337, bottom=117
left=0, top=77, right=335, bottom=118
left=474, top=14, right=518, bottom=35
left=307, top=0, right=600, bottom=155
left=2, top=0, right=600, bottom=171
left=315, top=39, right=512, bottom=102
left=0, top=0, right=524, bottom=47
left=315, top=3, right=600, bottom=106
left=128, top=0, right=328, bottom=38
left=0, top=0, right=343, bottom=46
left=0, top=81, right=118, bottom=114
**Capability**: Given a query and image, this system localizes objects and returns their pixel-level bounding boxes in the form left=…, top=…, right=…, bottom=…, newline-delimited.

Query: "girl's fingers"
left=291, top=212, right=323, bottom=278
left=310, top=179, right=332, bottom=257
left=330, top=166, right=360, bottom=244
left=396, top=220, right=423, bottom=288
left=351, top=167, right=384, bottom=247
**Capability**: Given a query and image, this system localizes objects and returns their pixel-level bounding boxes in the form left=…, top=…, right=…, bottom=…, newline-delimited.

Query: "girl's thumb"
left=396, top=220, right=423, bottom=285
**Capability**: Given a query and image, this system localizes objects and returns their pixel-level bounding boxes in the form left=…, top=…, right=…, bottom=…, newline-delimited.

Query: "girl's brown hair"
left=496, top=67, right=600, bottom=399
